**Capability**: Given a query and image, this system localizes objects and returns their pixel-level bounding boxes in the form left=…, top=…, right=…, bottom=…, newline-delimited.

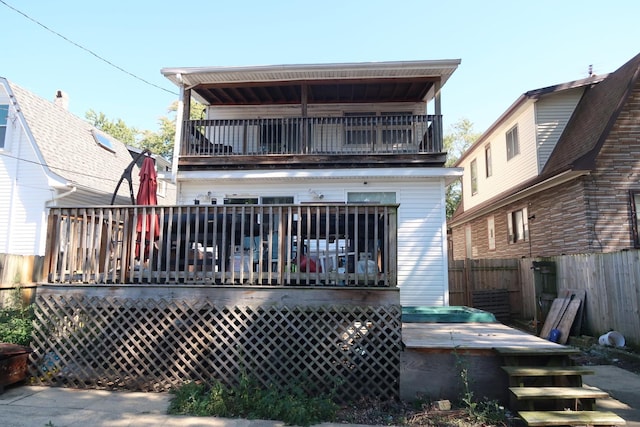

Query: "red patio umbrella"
left=135, top=156, right=160, bottom=260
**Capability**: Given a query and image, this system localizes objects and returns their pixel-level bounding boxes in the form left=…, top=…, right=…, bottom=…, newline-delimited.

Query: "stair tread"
left=510, top=386, right=610, bottom=400
left=495, top=347, right=580, bottom=356
left=518, top=410, right=626, bottom=426
left=502, top=366, right=595, bottom=376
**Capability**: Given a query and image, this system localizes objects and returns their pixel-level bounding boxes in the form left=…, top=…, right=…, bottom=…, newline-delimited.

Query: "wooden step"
left=495, top=347, right=580, bottom=357
left=518, top=410, right=626, bottom=426
left=510, top=386, right=610, bottom=401
left=502, top=366, right=595, bottom=377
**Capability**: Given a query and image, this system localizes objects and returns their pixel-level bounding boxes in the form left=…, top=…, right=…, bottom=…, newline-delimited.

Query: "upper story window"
left=470, top=159, right=478, bottom=195
left=507, top=206, right=528, bottom=243
left=485, top=144, right=492, bottom=177
left=506, top=125, right=520, bottom=160
left=0, top=104, right=9, bottom=149
left=345, top=112, right=376, bottom=145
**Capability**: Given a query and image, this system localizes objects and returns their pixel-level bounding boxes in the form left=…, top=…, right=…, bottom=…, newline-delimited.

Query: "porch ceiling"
left=161, top=60, right=461, bottom=106
left=191, top=77, right=438, bottom=106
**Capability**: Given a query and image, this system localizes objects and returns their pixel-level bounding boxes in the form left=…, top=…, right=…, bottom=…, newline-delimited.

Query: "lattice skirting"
left=28, top=285, right=401, bottom=401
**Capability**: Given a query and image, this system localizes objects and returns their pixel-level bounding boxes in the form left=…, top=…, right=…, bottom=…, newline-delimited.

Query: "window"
left=347, top=192, right=396, bottom=204
left=485, top=144, right=492, bottom=177
left=630, top=191, right=640, bottom=247
left=488, top=216, right=495, bottom=250
left=470, top=159, right=478, bottom=195
left=92, top=130, right=115, bottom=152
left=0, top=104, right=8, bottom=149
left=223, top=197, right=259, bottom=205
left=345, top=112, right=376, bottom=145
left=507, top=207, right=529, bottom=243
left=506, top=125, right=519, bottom=160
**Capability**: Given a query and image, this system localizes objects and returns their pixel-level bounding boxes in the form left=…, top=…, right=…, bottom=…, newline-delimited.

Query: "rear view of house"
left=161, top=60, right=462, bottom=305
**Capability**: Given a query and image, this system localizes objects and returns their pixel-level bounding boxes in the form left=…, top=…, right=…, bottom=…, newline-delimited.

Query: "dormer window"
left=92, top=130, right=115, bottom=152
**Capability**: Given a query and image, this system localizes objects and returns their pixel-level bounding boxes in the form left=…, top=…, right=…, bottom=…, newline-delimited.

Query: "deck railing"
left=182, top=114, right=442, bottom=156
left=44, top=204, right=398, bottom=287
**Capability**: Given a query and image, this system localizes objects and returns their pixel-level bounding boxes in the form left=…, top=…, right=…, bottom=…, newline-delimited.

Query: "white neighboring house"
left=0, top=78, right=171, bottom=257
left=161, top=60, right=462, bottom=306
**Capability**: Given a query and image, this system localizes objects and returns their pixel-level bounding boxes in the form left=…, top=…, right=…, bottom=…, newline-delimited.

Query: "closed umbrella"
left=135, top=156, right=160, bottom=260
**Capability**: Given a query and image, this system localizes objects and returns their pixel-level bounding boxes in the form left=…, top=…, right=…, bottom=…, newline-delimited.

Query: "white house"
left=161, top=60, right=462, bottom=306
left=0, top=78, right=173, bottom=258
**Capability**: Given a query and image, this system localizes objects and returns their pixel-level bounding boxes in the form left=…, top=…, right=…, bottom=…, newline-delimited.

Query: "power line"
left=0, top=0, right=178, bottom=96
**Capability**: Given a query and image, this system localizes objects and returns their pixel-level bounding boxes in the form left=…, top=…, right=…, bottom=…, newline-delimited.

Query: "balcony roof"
left=161, top=59, right=460, bottom=106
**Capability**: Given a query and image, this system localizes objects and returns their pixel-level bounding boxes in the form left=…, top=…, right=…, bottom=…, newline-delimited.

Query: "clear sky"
left=2, top=0, right=638, bottom=137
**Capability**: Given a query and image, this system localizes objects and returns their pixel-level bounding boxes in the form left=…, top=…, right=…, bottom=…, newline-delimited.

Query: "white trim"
left=177, top=167, right=463, bottom=184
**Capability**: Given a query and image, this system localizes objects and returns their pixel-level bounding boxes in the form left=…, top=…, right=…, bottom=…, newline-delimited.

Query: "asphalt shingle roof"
left=8, top=81, right=138, bottom=202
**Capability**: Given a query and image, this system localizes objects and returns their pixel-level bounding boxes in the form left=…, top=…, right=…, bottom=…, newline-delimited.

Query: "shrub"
left=0, top=288, right=34, bottom=346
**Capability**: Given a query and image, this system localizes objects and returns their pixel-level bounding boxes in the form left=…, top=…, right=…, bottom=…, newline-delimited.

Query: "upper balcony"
left=163, top=59, right=461, bottom=170
left=179, top=114, right=444, bottom=169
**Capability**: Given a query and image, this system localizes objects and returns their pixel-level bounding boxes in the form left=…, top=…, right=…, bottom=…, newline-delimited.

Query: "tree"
left=86, top=100, right=205, bottom=161
left=138, top=100, right=205, bottom=160
left=86, top=109, right=139, bottom=144
left=444, top=118, right=480, bottom=219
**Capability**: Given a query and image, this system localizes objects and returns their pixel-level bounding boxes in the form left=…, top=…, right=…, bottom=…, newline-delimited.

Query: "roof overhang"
left=448, top=169, right=589, bottom=227
left=161, top=60, right=461, bottom=106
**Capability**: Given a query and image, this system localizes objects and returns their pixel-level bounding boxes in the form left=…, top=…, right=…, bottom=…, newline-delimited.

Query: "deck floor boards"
left=402, top=322, right=566, bottom=350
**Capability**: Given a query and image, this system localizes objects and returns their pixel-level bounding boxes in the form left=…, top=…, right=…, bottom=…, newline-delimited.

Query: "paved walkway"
left=0, top=365, right=637, bottom=426
left=584, top=365, right=640, bottom=427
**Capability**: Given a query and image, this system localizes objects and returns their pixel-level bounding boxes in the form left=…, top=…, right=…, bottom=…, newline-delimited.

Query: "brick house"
left=449, top=52, right=640, bottom=260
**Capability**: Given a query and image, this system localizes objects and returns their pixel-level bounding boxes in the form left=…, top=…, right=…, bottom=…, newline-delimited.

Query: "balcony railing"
left=44, top=204, right=398, bottom=287
left=182, top=115, right=442, bottom=156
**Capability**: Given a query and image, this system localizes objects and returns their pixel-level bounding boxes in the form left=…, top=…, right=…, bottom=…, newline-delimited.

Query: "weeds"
left=168, top=372, right=338, bottom=426
left=454, top=346, right=508, bottom=425
left=0, top=287, right=34, bottom=346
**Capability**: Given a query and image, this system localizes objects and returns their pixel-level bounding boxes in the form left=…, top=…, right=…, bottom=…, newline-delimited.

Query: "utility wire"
left=0, top=0, right=178, bottom=96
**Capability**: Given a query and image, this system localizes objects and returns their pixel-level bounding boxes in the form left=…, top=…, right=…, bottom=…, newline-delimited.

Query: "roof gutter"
left=45, top=185, right=77, bottom=207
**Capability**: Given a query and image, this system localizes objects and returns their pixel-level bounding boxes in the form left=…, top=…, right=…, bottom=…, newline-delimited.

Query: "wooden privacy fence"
left=449, top=252, right=640, bottom=347
left=28, top=285, right=402, bottom=401
left=517, top=252, right=640, bottom=347
left=448, top=258, right=522, bottom=320
left=0, top=254, right=44, bottom=286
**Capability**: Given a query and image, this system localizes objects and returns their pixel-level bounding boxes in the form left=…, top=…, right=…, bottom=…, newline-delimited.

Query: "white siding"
left=461, top=103, right=539, bottom=210
left=535, top=88, right=584, bottom=171
left=178, top=171, right=449, bottom=306
left=0, top=100, right=52, bottom=256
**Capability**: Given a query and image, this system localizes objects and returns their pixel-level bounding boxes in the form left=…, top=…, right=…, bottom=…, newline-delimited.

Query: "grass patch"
left=168, top=374, right=338, bottom=427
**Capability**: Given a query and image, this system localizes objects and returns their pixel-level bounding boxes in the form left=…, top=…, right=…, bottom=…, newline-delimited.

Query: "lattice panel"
left=28, top=294, right=401, bottom=401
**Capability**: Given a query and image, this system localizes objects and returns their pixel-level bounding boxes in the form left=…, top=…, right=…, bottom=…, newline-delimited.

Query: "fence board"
left=454, top=251, right=640, bottom=347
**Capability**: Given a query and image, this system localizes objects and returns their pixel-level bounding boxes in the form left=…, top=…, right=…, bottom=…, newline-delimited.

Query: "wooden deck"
left=402, top=322, right=567, bottom=350
left=399, top=322, right=570, bottom=403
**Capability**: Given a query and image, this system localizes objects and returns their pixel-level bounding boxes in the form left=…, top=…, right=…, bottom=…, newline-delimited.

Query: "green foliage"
left=454, top=348, right=507, bottom=426
left=86, top=100, right=205, bottom=161
left=0, top=288, right=34, bottom=346
left=444, top=118, right=481, bottom=218
left=168, top=373, right=338, bottom=427
left=86, top=109, right=139, bottom=144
